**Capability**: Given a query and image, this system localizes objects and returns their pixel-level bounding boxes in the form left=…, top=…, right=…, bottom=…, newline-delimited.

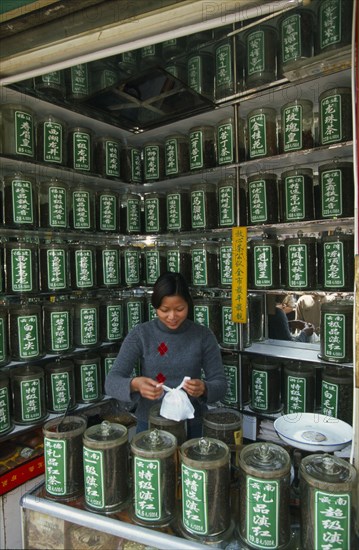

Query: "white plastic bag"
left=159, top=376, right=195, bottom=421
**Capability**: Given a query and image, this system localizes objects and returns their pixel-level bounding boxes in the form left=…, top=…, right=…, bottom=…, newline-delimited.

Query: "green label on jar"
left=287, top=244, right=308, bottom=288
left=189, top=130, right=203, bottom=169
left=217, top=124, right=233, bottom=165
left=70, top=64, right=89, bottom=95
left=182, top=464, right=207, bottom=534
left=127, top=198, right=141, bottom=232
left=323, top=241, right=344, bottom=288
left=51, top=372, right=71, bottom=412
left=252, top=370, right=268, bottom=410
left=134, top=457, right=161, bottom=521
left=148, top=303, right=157, bottom=321
left=41, top=71, right=61, bottom=85
left=192, top=249, right=207, bottom=286
left=321, top=169, right=342, bottom=217
left=83, top=446, right=105, bottom=509
left=222, top=306, right=239, bottom=346
left=100, top=194, right=116, bottom=231
left=220, top=245, right=232, bottom=285
left=12, top=179, right=33, bottom=224
left=287, top=376, right=306, bottom=413
left=15, top=110, right=34, bottom=157
left=144, top=146, right=159, bottom=180
left=44, top=438, right=67, bottom=495
left=254, top=245, right=273, bottom=287
left=102, top=249, right=120, bottom=285
left=218, top=185, right=234, bottom=226
left=124, top=250, right=140, bottom=284
left=247, top=30, right=265, bottom=76
left=165, top=138, right=179, bottom=175
left=223, top=364, right=238, bottom=405
left=283, top=105, right=303, bottom=151
left=127, top=302, right=142, bottom=331
left=167, top=250, right=180, bottom=272
left=11, top=248, right=33, bottom=292
left=323, top=313, right=345, bottom=360
left=49, top=186, right=67, bottom=227
left=131, top=149, right=142, bottom=183
left=247, top=477, right=279, bottom=548
left=106, top=305, right=123, bottom=340
left=0, top=386, right=10, bottom=433
left=17, top=315, right=39, bottom=358
left=50, top=311, right=70, bottom=352
left=248, top=114, right=267, bottom=158
left=75, top=249, right=94, bottom=288
left=80, top=363, right=99, bottom=401
left=0, top=318, right=5, bottom=362
left=216, top=43, right=232, bottom=86
left=315, top=490, right=350, bottom=549
left=321, top=94, right=342, bottom=144
left=285, top=175, right=305, bottom=220
left=281, top=14, right=301, bottom=64
left=47, top=249, right=67, bottom=290
left=20, top=378, right=41, bottom=421
left=104, top=357, right=115, bottom=377
left=105, top=140, right=120, bottom=177
left=73, top=132, right=91, bottom=171
left=191, top=190, right=206, bottom=228
left=145, top=198, right=159, bottom=232
left=188, top=56, right=201, bottom=93
left=194, top=305, right=210, bottom=327
left=322, top=380, right=338, bottom=417
left=249, top=179, right=268, bottom=223
left=73, top=190, right=91, bottom=229
left=145, top=250, right=160, bottom=285
left=43, top=121, right=62, bottom=163
left=141, top=45, right=156, bottom=58
left=320, top=0, right=342, bottom=49
left=80, top=307, right=97, bottom=345
left=167, top=193, right=181, bottom=230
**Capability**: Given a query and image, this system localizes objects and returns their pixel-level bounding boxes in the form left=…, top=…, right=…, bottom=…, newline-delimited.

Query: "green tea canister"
left=42, top=301, right=74, bottom=355
left=245, top=25, right=278, bottom=87
left=319, top=87, right=352, bottom=146
left=144, top=246, right=166, bottom=286
left=318, top=161, right=354, bottom=219
left=10, top=365, right=47, bottom=425
left=99, top=298, right=124, bottom=343
left=280, top=168, right=314, bottom=222
left=120, top=192, right=142, bottom=235
left=74, top=353, right=102, bottom=404
left=164, top=133, right=189, bottom=177
left=144, top=192, right=166, bottom=234
left=143, top=141, right=165, bottom=182
left=95, top=189, right=120, bottom=233
left=67, top=126, right=94, bottom=173
left=3, top=173, right=38, bottom=229
left=193, top=297, right=221, bottom=341
left=283, top=234, right=318, bottom=290
left=44, top=360, right=76, bottom=414
left=34, top=70, right=65, bottom=98
left=319, top=299, right=353, bottom=364
left=9, top=304, right=43, bottom=361
left=189, top=125, right=217, bottom=171
left=321, top=366, right=353, bottom=424
left=36, top=114, right=67, bottom=166
left=247, top=172, right=279, bottom=225
left=219, top=297, right=240, bottom=350
left=166, top=188, right=191, bottom=232
left=0, top=307, right=9, bottom=367
left=0, top=371, right=13, bottom=436
left=247, top=107, right=278, bottom=159
left=65, top=63, right=90, bottom=100
left=39, top=178, right=69, bottom=229
left=250, top=358, right=282, bottom=413
left=191, top=242, right=219, bottom=288
left=73, top=300, right=99, bottom=349
left=284, top=361, right=315, bottom=414
left=0, top=104, right=35, bottom=159
left=280, top=99, right=314, bottom=153
left=166, top=245, right=192, bottom=283
left=4, top=241, right=39, bottom=295
left=39, top=241, right=70, bottom=292
left=149, top=404, right=186, bottom=445
left=70, top=184, right=95, bottom=231
left=190, top=182, right=218, bottom=230
left=316, top=0, right=353, bottom=53
left=318, top=231, right=354, bottom=291
left=96, top=244, right=121, bottom=289
left=249, top=236, right=280, bottom=290
left=125, top=296, right=145, bottom=333
left=94, top=136, right=121, bottom=180
left=122, top=246, right=142, bottom=287
left=69, top=243, right=96, bottom=290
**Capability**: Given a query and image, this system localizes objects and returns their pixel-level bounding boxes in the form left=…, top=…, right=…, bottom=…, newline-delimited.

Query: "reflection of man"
left=295, top=294, right=336, bottom=333
left=268, top=295, right=314, bottom=342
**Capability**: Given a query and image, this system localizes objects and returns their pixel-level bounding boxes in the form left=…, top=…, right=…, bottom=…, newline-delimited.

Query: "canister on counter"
left=284, top=361, right=315, bottom=414
left=100, top=346, right=119, bottom=392
left=94, top=136, right=121, bottom=180
left=280, top=168, right=314, bottom=222
left=67, top=126, right=94, bottom=173
left=96, top=244, right=121, bottom=289
left=248, top=235, right=280, bottom=290
left=179, top=437, right=231, bottom=540
left=4, top=240, right=39, bottom=295
left=34, top=70, right=66, bottom=98
left=10, top=365, right=47, bottom=425
left=0, top=104, right=35, bottom=159
left=321, top=365, right=353, bottom=424
left=131, top=429, right=177, bottom=526
left=95, top=189, right=120, bottom=233
left=0, top=371, right=13, bottom=436
left=74, top=353, right=102, bottom=404
left=3, top=173, right=38, bottom=229
left=39, top=178, right=69, bottom=229
left=43, top=415, right=87, bottom=500
left=280, top=99, right=314, bottom=152
left=250, top=357, right=282, bottom=413
left=143, top=141, right=165, bottom=182
left=73, top=300, right=99, bottom=349
left=36, top=114, right=67, bottom=166
left=238, top=443, right=291, bottom=549
left=83, top=421, right=129, bottom=514
left=318, top=230, right=354, bottom=291
left=203, top=408, right=242, bottom=447
left=283, top=233, right=318, bottom=290
left=299, top=454, right=356, bottom=549
left=189, top=125, right=217, bottom=171
left=317, top=161, right=354, bottom=219
left=149, top=404, right=187, bottom=445
left=164, top=133, right=189, bottom=177
left=43, top=301, right=74, bottom=355
left=45, top=359, right=76, bottom=414
left=316, top=0, right=353, bottom=54
left=245, top=25, right=278, bottom=87
left=70, top=184, right=95, bottom=231
left=319, top=299, right=353, bottom=364
left=65, top=63, right=90, bottom=100
left=190, top=181, right=218, bottom=230
left=69, top=243, right=96, bottom=290
left=319, top=87, right=352, bottom=146
left=144, top=192, right=166, bottom=234
left=191, top=242, right=219, bottom=288
left=166, top=188, right=191, bottom=232
left=247, top=107, right=278, bottom=159
left=39, top=241, right=70, bottom=292
left=247, top=172, right=279, bottom=225
left=193, top=297, right=221, bottom=342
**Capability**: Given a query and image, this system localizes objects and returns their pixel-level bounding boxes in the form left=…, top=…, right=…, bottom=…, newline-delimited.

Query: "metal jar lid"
left=321, top=299, right=353, bottom=314
left=83, top=420, right=128, bottom=450
left=131, top=429, right=177, bottom=459
left=180, top=437, right=229, bottom=469
left=10, top=364, right=44, bottom=380
left=300, top=454, right=356, bottom=491
left=240, top=442, right=291, bottom=478
left=149, top=404, right=185, bottom=428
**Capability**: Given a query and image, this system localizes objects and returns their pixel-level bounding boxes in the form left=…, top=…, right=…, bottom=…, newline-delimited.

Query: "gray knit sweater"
left=104, top=317, right=227, bottom=422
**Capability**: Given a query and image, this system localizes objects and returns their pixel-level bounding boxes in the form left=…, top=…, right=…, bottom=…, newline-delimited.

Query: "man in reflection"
left=295, top=293, right=336, bottom=336
left=267, top=295, right=314, bottom=343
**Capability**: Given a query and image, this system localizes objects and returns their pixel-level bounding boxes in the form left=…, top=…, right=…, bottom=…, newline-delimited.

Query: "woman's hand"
left=183, top=378, right=207, bottom=398
left=130, top=377, right=164, bottom=400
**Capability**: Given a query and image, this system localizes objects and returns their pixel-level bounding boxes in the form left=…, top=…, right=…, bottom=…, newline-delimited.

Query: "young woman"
left=105, top=272, right=227, bottom=438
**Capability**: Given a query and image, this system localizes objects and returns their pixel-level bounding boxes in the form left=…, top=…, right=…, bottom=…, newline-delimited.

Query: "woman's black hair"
left=151, top=272, right=193, bottom=309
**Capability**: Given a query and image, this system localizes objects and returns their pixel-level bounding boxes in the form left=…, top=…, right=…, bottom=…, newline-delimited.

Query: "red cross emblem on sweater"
left=157, top=342, right=168, bottom=356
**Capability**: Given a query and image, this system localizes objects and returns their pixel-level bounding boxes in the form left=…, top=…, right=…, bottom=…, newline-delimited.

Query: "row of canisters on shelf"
left=238, top=355, right=353, bottom=425
left=19, top=0, right=353, bottom=105
left=0, top=350, right=120, bottom=434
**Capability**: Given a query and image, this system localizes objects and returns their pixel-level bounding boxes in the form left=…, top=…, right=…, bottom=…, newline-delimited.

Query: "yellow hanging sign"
left=231, top=226, right=247, bottom=323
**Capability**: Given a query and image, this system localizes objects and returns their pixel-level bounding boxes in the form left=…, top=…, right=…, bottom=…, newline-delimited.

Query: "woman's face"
left=156, top=295, right=189, bottom=330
